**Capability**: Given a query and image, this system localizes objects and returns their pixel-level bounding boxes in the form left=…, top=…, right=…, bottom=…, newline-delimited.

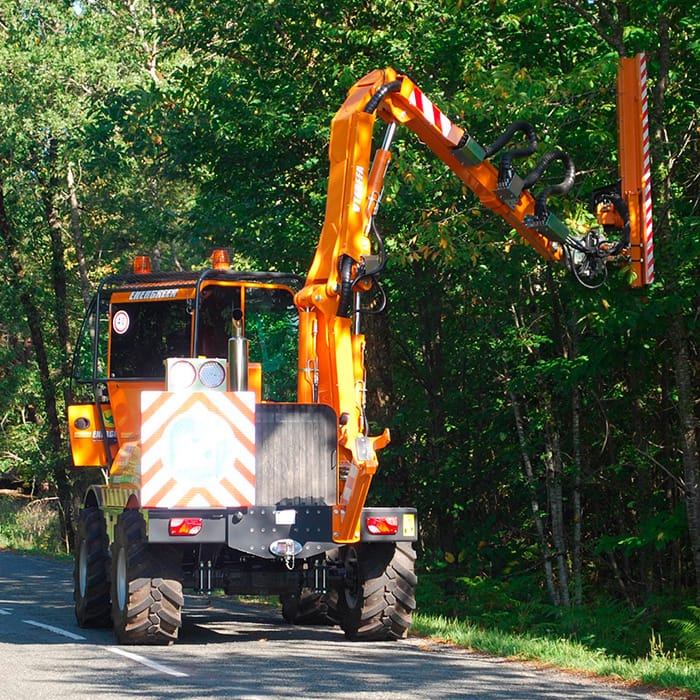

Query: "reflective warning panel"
left=141, top=391, right=256, bottom=508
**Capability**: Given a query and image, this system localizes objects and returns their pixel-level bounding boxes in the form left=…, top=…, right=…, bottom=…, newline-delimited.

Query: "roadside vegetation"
left=415, top=567, right=700, bottom=697
left=0, top=494, right=64, bottom=554
left=3, top=493, right=700, bottom=696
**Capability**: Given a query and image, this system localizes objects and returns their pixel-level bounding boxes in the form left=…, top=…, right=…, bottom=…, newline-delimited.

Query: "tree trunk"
left=0, top=176, right=74, bottom=550
left=571, top=384, right=583, bottom=606
left=363, top=306, right=413, bottom=506
left=66, top=163, right=92, bottom=309
left=362, top=305, right=396, bottom=434
left=42, top=136, right=71, bottom=377
left=507, top=384, right=559, bottom=605
left=545, top=266, right=581, bottom=605
left=670, top=312, right=700, bottom=602
left=542, top=390, right=571, bottom=608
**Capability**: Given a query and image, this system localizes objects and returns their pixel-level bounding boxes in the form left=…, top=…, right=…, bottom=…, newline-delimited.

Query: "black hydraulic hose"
left=337, top=255, right=355, bottom=318
left=593, top=191, right=631, bottom=254
left=482, top=120, right=539, bottom=191
left=372, top=219, right=387, bottom=274
left=483, top=120, right=538, bottom=160
left=358, top=281, right=387, bottom=316
left=522, top=149, right=575, bottom=193
left=354, top=219, right=387, bottom=287
left=563, top=234, right=609, bottom=290
left=533, top=153, right=575, bottom=222
left=363, top=79, right=403, bottom=114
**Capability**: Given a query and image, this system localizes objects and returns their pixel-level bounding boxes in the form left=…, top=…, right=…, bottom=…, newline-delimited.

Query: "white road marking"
left=20, top=618, right=189, bottom=678
left=23, top=619, right=86, bottom=640
left=104, top=646, right=190, bottom=677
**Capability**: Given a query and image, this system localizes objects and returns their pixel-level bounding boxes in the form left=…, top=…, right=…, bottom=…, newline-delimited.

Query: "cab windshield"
left=196, top=284, right=298, bottom=402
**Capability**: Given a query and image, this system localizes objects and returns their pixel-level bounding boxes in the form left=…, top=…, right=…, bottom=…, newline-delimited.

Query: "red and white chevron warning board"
left=140, top=391, right=256, bottom=509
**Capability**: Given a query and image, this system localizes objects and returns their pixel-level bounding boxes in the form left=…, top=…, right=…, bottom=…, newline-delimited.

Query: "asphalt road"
left=0, top=550, right=666, bottom=699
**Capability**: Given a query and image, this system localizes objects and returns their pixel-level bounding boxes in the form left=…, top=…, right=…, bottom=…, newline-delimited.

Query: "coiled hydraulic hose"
left=483, top=120, right=538, bottom=189
left=522, top=149, right=576, bottom=219
left=483, top=120, right=538, bottom=159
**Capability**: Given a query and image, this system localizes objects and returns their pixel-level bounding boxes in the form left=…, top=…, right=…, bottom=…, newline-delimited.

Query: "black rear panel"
left=255, top=404, right=337, bottom=506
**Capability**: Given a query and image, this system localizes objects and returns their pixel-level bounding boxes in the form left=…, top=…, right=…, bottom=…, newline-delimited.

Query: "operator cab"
left=71, top=266, right=300, bottom=403
left=104, top=282, right=298, bottom=402
left=68, top=255, right=303, bottom=468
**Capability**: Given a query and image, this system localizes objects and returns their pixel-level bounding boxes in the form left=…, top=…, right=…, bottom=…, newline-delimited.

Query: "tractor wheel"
left=111, top=509, right=184, bottom=645
left=74, top=507, right=111, bottom=628
left=280, top=588, right=336, bottom=626
left=338, top=541, right=417, bottom=641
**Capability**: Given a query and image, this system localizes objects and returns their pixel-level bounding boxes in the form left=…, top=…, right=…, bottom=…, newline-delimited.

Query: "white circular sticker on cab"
left=113, top=310, right=130, bottom=335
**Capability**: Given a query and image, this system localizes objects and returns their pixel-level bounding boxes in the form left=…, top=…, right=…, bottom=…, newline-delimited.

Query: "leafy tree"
left=0, top=0, right=195, bottom=543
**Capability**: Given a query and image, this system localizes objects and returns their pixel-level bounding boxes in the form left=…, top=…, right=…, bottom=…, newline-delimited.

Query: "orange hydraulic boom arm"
left=295, top=59, right=653, bottom=542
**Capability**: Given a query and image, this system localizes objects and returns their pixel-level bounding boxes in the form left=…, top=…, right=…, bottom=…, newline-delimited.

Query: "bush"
left=416, top=565, right=690, bottom=659
left=0, top=494, right=63, bottom=552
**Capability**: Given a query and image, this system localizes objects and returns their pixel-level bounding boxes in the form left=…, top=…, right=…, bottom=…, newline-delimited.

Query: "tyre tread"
left=340, top=541, right=417, bottom=641
left=73, top=507, right=111, bottom=628
left=111, top=510, right=183, bottom=645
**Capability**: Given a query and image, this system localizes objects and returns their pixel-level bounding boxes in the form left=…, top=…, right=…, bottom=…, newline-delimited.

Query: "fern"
left=670, top=606, right=700, bottom=659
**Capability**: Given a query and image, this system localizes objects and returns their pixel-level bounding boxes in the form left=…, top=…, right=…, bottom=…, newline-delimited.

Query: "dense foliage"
left=0, top=0, right=698, bottom=651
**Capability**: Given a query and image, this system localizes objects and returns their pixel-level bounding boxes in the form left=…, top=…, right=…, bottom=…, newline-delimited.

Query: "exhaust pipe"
left=228, top=308, right=248, bottom=391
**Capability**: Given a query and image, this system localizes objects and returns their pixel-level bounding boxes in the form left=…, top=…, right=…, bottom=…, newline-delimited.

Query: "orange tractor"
left=69, top=56, right=653, bottom=644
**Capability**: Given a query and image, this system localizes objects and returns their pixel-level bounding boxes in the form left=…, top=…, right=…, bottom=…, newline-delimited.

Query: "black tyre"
left=111, top=509, right=184, bottom=645
left=280, top=588, right=336, bottom=626
left=338, top=541, right=417, bottom=641
left=74, top=507, right=111, bottom=628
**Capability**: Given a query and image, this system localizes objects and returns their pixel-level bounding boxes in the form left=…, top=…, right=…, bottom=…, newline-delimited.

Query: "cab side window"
left=245, top=287, right=298, bottom=402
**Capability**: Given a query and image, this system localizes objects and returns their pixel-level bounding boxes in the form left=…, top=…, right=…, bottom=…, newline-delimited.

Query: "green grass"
left=411, top=612, right=700, bottom=696
left=414, top=568, right=700, bottom=697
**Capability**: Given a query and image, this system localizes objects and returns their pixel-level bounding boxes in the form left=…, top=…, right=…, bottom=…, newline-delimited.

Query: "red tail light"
left=169, top=518, right=203, bottom=536
left=365, top=515, right=398, bottom=535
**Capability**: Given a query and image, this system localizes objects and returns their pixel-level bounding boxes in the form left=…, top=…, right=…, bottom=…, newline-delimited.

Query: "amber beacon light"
left=133, top=255, right=152, bottom=274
